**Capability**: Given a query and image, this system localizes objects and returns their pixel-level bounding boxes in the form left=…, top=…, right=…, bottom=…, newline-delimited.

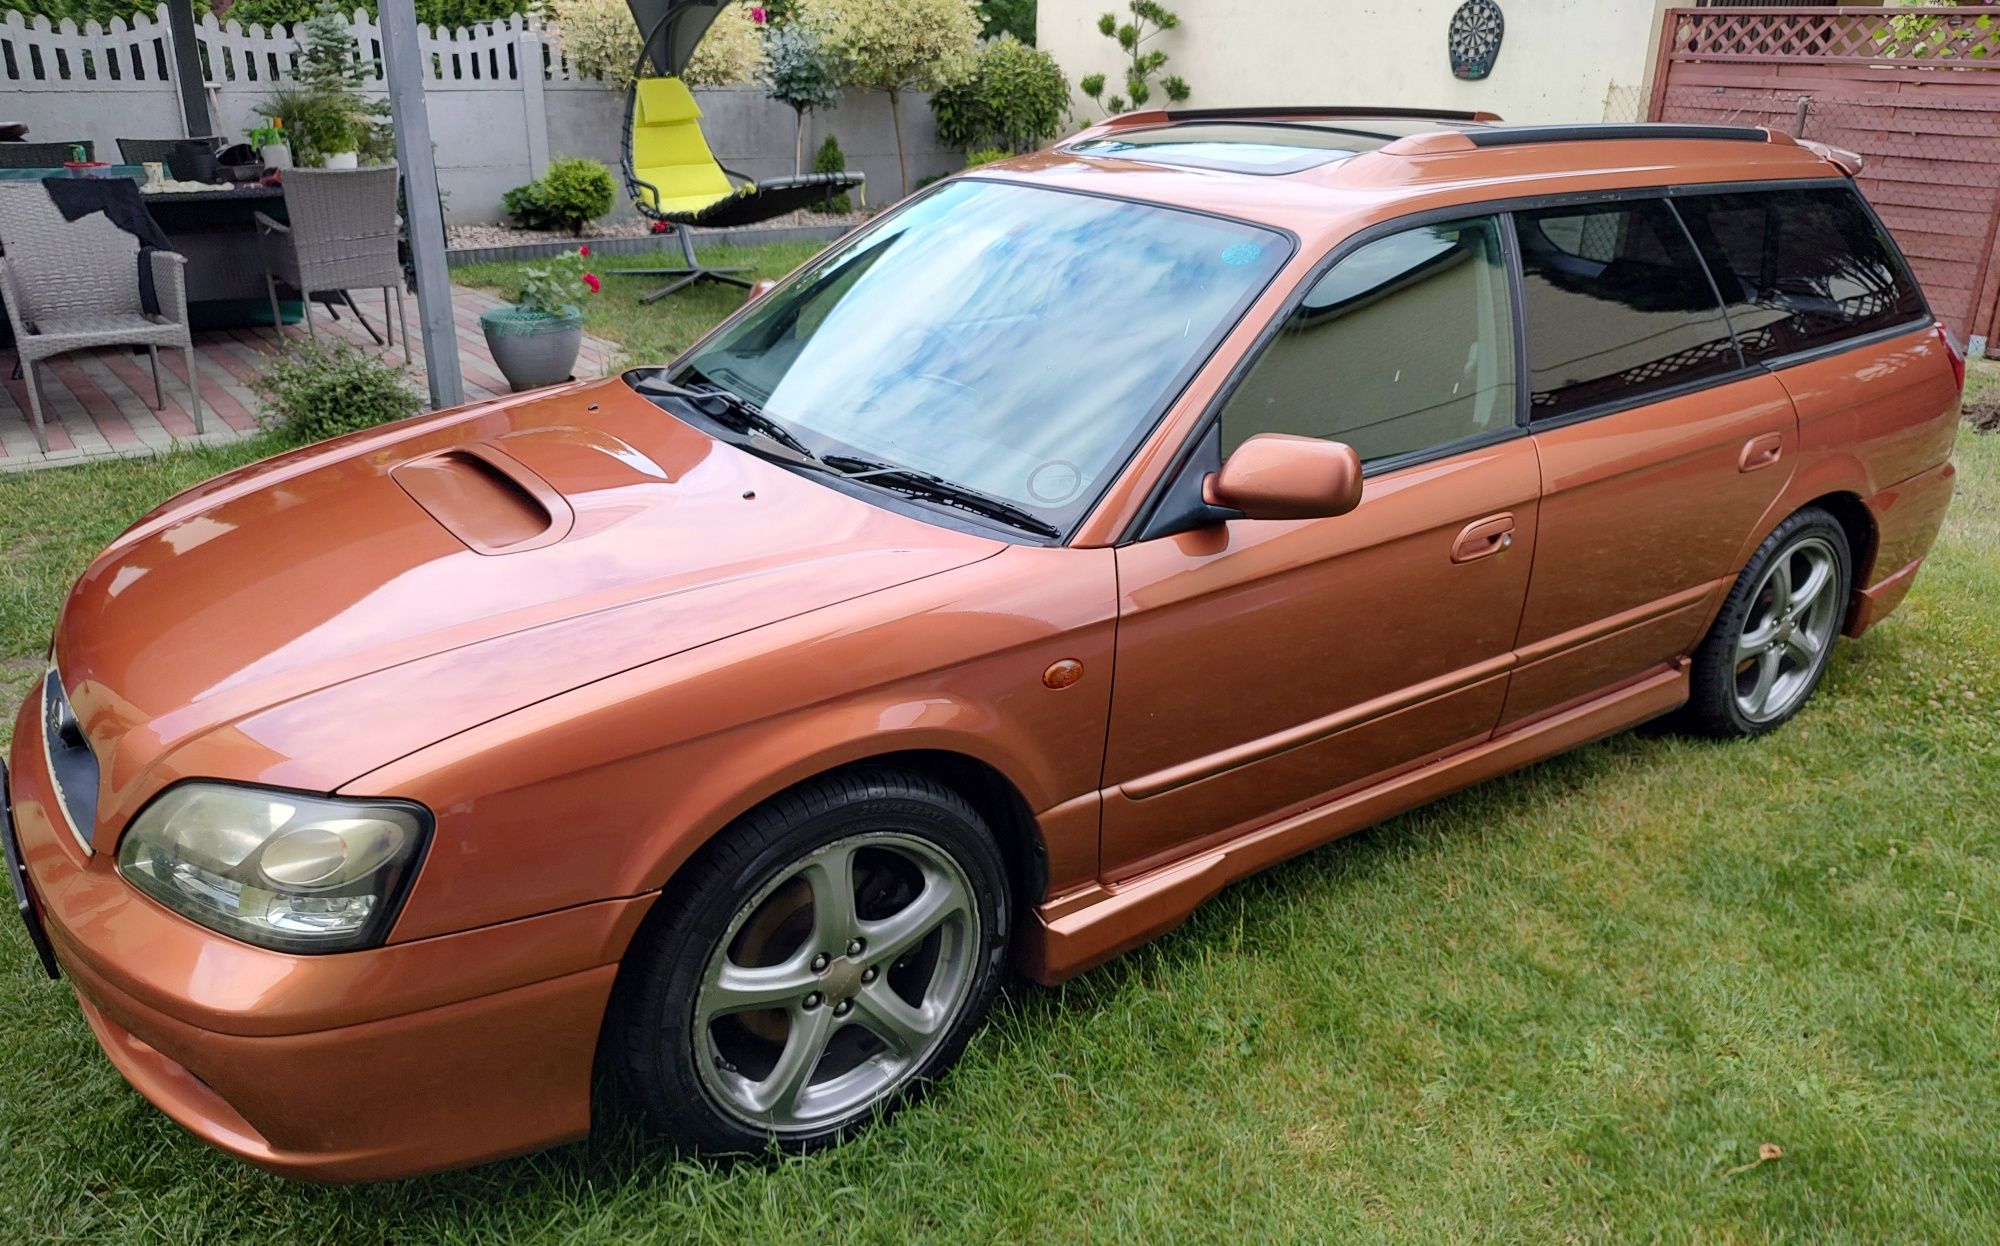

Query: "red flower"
left=751, top=5, right=767, bottom=23
left=582, top=272, right=602, bottom=294
left=578, top=245, right=590, bottom=257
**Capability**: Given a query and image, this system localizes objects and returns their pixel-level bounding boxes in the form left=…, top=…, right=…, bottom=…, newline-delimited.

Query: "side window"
left=1515, top=198, right=1741, bottom=421
left=1675, top=186, right=1926, bottom=363
left=1218, top=216, right=1516, bottom=464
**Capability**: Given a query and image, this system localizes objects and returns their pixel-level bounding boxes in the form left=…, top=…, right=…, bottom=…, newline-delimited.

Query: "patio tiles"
left=0, top=285, right=620, bottom=472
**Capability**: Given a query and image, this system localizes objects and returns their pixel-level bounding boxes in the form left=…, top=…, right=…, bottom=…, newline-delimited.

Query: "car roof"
left=976, top=109, right=1853, bottom=250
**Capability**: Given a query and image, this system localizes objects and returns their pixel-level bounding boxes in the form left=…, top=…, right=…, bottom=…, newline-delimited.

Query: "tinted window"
left=1516, top=199, right=1741, bottom=421
left=1676, top=186, right=1926, bottom=362
left=1219, top=216, right=1516, bottom=463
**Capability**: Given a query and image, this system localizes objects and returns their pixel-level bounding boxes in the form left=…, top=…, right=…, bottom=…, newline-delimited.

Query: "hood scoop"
left=391, top=443, right=574, bottom=555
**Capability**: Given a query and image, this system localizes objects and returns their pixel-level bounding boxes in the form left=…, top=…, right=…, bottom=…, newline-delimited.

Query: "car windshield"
left=675, top=179, right=1288, bottom=531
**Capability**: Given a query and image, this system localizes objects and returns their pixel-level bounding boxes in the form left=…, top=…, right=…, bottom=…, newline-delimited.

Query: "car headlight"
left=117, top=783, right=430, bottom=953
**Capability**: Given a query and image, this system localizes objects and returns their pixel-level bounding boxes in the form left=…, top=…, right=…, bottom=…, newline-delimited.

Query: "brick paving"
left=0, top=285, right=620, bottom=472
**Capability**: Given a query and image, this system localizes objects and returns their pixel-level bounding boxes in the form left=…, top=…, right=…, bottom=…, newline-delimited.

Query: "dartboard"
left=1449, top=0, right=1504, bottom=81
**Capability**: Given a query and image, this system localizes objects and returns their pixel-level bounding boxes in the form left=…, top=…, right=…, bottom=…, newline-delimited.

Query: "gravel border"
left=447, top=207, right=870, bottom=251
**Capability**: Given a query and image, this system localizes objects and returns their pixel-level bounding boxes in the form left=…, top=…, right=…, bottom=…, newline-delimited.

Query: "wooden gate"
left=1650, top=5, right=2000, bottom=353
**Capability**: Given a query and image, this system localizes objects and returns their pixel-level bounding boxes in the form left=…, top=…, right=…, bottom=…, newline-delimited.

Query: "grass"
left=1, top=267, right=1997, bottom=1240
left=453, top=242, right=829, bottom=371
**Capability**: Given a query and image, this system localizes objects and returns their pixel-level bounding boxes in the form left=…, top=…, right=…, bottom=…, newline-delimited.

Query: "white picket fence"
left=0, top=5, right=955, bottom=222
left=0, top=6, right=594, bottom=92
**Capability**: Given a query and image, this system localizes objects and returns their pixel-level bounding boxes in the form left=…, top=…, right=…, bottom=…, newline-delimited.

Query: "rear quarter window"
left=1515, top=198, right=1742, bottom=421
left=1674, top=186, right=1926, bottom=363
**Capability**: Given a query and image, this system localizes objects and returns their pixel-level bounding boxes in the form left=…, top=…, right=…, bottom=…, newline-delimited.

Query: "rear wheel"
left=608, top=768, right=1011, bottom=1152
left=1681, top=507, right=1850, bottom=738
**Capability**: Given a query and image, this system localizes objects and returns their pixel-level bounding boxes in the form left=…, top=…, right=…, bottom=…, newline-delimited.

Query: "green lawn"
left=454, top=241, right=830, bottom=371
left=1, top=271, right=1997, bottom=1241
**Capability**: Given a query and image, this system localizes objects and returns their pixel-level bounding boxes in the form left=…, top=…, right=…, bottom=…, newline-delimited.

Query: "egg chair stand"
left=613, top=1, right=863, bottom=303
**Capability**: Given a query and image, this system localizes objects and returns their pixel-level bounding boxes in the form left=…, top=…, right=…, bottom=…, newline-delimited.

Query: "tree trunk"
left=889, top=85, right=908, bottom=198
left=794, top=107, right=805, bottom=177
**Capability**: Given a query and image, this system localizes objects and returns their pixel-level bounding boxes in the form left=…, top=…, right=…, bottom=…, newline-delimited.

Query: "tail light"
left=1937, top=323, right=1966, bottom=392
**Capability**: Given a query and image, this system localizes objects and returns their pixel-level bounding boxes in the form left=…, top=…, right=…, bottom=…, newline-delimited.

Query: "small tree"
left=763, top=21, right=842, bottom=174
left=1077, top=0, right=1189, bottom=116
left=256, top=6, right=390, bottom=165
left=931, top=34, right=1069, bottom=155
left=685, top=1, right=765, bottom=85
left=804, top=0, right=981, bottom=197
left=546, top=0, right=641, bottom=86
left=976, top=0, right=1036, bottom=43
left=291, top=6, right=392, bottom=159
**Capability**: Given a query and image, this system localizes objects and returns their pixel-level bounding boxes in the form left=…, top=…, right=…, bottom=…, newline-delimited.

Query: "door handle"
left=1451, top=513, right=1515, bottom=563
left=1739, top=433, right=1784, bottom=472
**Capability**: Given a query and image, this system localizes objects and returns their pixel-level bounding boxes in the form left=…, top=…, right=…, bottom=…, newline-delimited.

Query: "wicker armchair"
left=116, top=136, right=225, bottom=165
left=256, top=165, right=407, bottom=359
left=0, top=182, right=201, bottom=452
left=0, top=141, right=94, bottom=169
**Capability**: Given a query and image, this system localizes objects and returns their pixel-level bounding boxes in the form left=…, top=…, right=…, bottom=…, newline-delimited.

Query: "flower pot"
left=323, top=151, right=359, bottom=170
left=261, top=143, right=293, bottom=170
left=480, top=306, right=584, bottom=392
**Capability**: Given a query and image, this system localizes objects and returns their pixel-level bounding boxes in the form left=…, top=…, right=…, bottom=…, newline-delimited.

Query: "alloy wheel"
left=692, top=831, right=980, bottom=1134
left=1732, top=533, right=1841, bottom=723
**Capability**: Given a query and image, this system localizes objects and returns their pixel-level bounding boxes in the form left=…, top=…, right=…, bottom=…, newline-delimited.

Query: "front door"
left=1100, top=214, right=1538, bottom=878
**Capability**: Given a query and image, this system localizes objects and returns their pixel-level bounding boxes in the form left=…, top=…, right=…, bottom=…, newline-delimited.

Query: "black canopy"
left=625, top=0, right=731, bottom=77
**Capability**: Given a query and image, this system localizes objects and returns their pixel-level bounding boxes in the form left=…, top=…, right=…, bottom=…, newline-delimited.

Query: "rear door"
left=1674, top=185, right=1952, bottom=503
left=1101, top=214, right=1538, bottom=877
left=1502, top=195, right=1799, bottom=727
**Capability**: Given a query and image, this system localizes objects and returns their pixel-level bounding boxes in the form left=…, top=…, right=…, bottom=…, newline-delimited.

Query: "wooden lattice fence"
left=1651, top=6, right=2000, bottom=352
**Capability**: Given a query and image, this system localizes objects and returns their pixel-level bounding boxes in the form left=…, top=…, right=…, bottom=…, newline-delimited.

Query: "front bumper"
left=6, top=697, right=655, bottom=1182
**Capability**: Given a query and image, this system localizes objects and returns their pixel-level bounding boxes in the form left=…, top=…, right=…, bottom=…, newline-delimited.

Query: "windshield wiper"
left=634, top=373, right=819, bottom=462
left=822, top=455, right=1061, bottom=539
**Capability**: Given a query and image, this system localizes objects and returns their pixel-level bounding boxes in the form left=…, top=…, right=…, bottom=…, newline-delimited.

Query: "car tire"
left=606, top=767, right=1012, bottom=1154
left=1680, top=506, right=1852, bottom=739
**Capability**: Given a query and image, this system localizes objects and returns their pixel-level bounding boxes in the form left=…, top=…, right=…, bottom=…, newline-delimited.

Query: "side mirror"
left=1204, top=433, right=1363, bottom=521
left=742, top=278, right=778, bottom=306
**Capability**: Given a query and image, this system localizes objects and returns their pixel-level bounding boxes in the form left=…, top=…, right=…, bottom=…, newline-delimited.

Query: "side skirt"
left=1020, top=660, right=1690, bottom=984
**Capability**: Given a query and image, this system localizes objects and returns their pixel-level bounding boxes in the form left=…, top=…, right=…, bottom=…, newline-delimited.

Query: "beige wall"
left=1040, top=0, right=1676, bottom=126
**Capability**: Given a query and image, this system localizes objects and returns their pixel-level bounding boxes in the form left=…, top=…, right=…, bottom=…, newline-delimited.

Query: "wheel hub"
left=817, top=955, right=864, bottom=1004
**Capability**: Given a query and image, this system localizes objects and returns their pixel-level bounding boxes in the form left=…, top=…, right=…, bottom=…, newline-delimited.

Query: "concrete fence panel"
left=0, top=4, right=959, bottom=223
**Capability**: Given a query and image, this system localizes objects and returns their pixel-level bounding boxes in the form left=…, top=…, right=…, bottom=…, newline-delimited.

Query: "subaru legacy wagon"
left=4, top=109, right=1960, bottom=1180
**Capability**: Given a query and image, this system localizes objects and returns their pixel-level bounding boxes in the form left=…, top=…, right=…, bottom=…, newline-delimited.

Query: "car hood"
left=53, top=377, right=1001, bottom=818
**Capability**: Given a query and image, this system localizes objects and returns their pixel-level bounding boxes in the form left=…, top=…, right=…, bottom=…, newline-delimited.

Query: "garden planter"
left=324, top=151, right=359, bottom=170
left=481, top=306, right=584, bottom=391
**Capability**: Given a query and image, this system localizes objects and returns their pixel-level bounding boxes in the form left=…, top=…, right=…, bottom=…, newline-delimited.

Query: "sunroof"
left=1065, top=119, right=1455, bottom=174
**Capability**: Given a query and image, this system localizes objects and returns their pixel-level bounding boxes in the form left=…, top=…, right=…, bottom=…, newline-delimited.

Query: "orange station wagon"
left=3, top=110, right=1962, bottom=1180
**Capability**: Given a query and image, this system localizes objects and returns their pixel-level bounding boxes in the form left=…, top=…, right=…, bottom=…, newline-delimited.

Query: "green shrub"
left=501, top=180, right=553, bottom=230
left=503, top=157, right=616, bottom=235
left=252, top=342, right=422, bottom=442
left=932, top=34, right=1070, bottom=153
left=811, top=135, right=854, bottom=214
left=964, top=147, right=1009, bottom=167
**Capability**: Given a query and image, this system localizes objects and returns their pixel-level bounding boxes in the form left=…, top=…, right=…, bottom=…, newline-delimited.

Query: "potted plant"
left=249, top=120, right=291, bottom=169
left=479, top=247, right=601, bottom=391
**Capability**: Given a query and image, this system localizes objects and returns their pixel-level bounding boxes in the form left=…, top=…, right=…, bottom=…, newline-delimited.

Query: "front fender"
left=350, top=545, right=1118, bottom=944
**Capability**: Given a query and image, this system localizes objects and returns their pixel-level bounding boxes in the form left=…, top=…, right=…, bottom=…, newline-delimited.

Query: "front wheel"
left=1680, top=506, right=1851, bottom=738
left=607, top=768, right=1012, bottom=1153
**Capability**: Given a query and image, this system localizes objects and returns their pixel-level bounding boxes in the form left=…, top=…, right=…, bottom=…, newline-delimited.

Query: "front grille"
left=40, top=669, right=100, bottom=849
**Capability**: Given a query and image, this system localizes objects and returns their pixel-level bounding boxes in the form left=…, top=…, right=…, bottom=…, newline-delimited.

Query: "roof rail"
left=1464, top=123, right=1768, bottom=148
left=1162, top=105, right=1503, bottom=124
